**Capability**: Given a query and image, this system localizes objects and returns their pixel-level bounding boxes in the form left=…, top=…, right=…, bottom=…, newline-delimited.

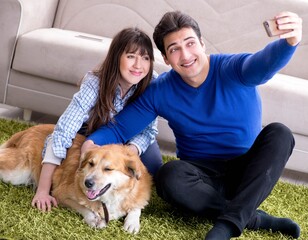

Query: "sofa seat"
left=12, top=28, right=112, bottom=85
left=6, top=28, right=112, bottom=117
left=260, top=73, right=308, bottom=135
left=259, top=73, right=308, bottom=173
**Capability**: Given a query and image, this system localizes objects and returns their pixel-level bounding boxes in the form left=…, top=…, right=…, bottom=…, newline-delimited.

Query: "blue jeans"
left=141, top=140, right=163, bottom=177
left=155, top=123, right=294, bottom=234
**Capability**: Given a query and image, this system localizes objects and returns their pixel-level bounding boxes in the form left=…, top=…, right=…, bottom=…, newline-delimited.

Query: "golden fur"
left=0, top=124, right=152, bottom=233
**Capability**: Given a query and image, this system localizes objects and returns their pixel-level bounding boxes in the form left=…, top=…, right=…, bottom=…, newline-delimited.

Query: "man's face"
left=163, top=27, right=209, bottom=88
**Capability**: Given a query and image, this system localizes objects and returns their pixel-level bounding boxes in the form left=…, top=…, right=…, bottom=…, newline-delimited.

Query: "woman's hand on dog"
left=31, top=191, right=58, bottom=212
left=31, top=163, right=58, bottom=212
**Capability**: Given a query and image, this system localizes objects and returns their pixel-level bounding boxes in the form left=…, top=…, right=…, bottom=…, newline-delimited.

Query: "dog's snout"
left=85, top=179, right=95, bottom=188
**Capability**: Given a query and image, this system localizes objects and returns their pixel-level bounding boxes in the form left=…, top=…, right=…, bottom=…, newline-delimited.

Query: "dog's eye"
left=88, top=161, right=95, bottom=167
left=104, top=167, right=112, bottom=171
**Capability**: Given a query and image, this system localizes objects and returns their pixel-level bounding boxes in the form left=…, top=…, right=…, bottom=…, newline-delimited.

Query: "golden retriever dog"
left=0, top=124, right=152, bottom=234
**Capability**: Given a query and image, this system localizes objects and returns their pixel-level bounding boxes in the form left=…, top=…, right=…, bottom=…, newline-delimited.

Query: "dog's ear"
left=79, top=151, right=91, bottom=170
left=123, top=145, right=143, bottom=180
left=126, top=159, right=142, bottom=180
left=79, top=142, right=100, bottom=168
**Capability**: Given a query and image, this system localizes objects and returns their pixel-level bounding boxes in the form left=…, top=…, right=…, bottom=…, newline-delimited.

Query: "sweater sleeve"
left=241, top=39, right=298, bottom=86
left=87, top=84, right=158, bottom=146
left=128, top=118, right=158, bottom=155
left=126, top=71, right=159, bottom=154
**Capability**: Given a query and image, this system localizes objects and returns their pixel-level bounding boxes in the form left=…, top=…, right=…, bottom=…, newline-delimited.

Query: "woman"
left=32, top=27, right=162, bottom=212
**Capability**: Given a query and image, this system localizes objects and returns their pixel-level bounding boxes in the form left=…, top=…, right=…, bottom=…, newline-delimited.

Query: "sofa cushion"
left=12, top=28, right=112, bottom=85
left=259, top=73, right=308, bottom=135
left=53, top=0, right=172, bottom=39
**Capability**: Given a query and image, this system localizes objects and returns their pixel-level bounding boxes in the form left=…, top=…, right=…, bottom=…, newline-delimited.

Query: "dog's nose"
left=85, top=179, right=95, bottom=188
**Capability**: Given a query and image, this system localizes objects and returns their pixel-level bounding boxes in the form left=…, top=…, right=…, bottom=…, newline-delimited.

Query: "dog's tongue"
left=86, top=190, right=100, bottom=200
left=86, top=183, right=111, bottom=200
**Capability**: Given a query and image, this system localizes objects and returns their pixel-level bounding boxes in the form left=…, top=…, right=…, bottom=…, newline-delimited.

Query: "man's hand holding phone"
left=263, top=11, right=302, bottom=46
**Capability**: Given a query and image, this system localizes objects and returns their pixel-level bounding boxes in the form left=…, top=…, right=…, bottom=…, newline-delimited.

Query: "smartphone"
left=263, top=19, right=280, bottom=37
left=263, top=19, right=291, bottom=37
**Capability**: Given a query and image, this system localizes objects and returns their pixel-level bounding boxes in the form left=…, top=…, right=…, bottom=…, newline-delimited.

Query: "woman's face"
left=118, top=49, right=151, bottom=91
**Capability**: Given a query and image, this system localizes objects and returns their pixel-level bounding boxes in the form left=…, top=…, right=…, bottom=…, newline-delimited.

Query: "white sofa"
left=1, top=0, right=307, bottom=174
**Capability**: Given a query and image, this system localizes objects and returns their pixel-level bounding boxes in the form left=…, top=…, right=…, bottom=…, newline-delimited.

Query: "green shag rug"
left=0, top=118, right=308, bottom=240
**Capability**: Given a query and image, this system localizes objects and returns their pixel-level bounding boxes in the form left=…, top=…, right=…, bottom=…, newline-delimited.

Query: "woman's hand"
left=32, top=190, right=58, bottom=212
left=31, top=163, right=58, bottom=212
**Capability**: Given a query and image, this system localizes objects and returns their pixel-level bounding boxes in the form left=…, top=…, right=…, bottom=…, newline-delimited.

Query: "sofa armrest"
left=0, top=0, right=22, bottom=102
left=17, top=0, right=59, bottom=35
left=0, top=0, right=59, bottom=103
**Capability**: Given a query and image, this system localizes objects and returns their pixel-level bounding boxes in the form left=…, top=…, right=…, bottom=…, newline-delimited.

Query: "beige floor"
left=1, top=103, right=307, bottom=186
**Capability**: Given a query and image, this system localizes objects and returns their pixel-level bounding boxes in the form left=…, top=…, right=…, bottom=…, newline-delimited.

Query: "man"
left=82, top=11, right=302, bottom=239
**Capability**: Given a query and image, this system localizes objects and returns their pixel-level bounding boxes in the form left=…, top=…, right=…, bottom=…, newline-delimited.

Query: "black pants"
left=155, top=123, right=295, bottom=234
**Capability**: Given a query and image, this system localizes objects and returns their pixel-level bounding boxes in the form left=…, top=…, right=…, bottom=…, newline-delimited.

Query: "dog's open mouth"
left=86, top=183, right=111, bottom=200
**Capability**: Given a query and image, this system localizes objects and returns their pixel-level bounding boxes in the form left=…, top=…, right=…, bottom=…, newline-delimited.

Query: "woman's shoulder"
left=81, top=71, right=100, bottom=88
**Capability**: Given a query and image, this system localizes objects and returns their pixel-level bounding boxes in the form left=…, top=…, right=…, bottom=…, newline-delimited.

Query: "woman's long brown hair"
left=86, top=27, right=154, bottom=134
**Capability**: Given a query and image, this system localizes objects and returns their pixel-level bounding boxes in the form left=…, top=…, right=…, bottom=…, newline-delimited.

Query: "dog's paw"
left=96, top=218, right=107, bottom=228
left=124, top=209, right=141, bottom=234
left=124, top=218, right=140, bottom=234
left=84, top=212, right=107, bottom=228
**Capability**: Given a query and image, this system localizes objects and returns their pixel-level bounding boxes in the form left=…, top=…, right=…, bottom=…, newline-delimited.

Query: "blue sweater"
left=88, top=39, right=297, bottom=161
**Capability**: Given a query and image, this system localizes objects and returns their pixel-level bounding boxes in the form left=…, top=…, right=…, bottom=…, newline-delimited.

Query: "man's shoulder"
left=144, top=71, right=174, bottom=97
left=150, top=71, right=172, bottom=85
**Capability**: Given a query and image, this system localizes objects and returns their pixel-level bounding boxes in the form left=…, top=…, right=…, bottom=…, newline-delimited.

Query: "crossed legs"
left=155, top=123, right=300, bottom=239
